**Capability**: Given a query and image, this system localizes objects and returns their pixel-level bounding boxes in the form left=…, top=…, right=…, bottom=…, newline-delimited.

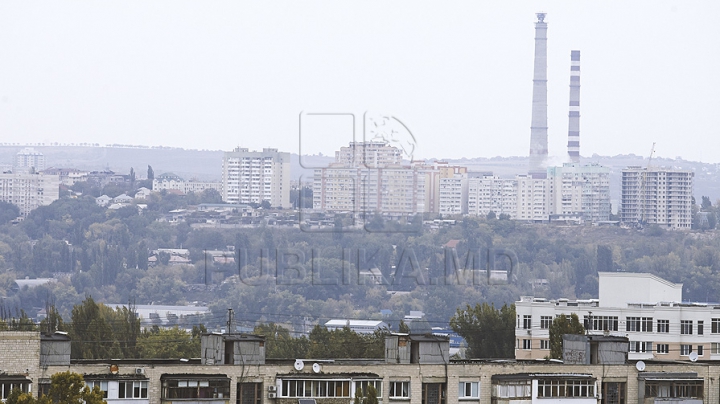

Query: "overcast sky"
left=1, top=1, right=718, bottom=163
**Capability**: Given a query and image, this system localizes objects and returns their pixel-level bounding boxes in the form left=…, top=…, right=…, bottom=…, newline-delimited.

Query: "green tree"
left=137, top=326, right=200, bottom=358
left=49, top=371, right=106, bottom=404
left=6, top=388, right=51, bottom=404
left=69, top=296, right=116, bottom=359
left=548, top=313, right=584, bottom=359
left=450, top=303, right=515, bottom=359
left=0, top=201, right=20, bottom=224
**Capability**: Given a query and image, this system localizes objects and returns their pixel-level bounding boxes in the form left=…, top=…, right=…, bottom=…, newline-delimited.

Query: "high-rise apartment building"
left=516, top=175, right=553, bottom=222
left=221, top=148, right=290, bottom=208
left=621, top=167, right=693, bottom=229
left=548, top=163, right=610, bottom=223
left=313, top=142, right=436, bottom=215
left=467, top=174, right=518, bottom=218
left=0, top=172, right=60, bottom=216
left=438, top=173, right=467, bottom=215
left=14, top=148, right=45, bottom=173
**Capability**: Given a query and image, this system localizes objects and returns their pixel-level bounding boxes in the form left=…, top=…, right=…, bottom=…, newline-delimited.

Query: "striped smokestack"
left=529, top=13, right=549, bottom=179
left=567, top=50, right=581, bottom=162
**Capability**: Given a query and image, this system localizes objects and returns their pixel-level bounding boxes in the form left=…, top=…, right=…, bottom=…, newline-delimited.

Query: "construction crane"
left=639, top=143, right=656, bottom=226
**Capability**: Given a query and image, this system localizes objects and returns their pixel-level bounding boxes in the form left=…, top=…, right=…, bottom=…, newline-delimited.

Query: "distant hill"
left=1, top=146, right=718, bottom=201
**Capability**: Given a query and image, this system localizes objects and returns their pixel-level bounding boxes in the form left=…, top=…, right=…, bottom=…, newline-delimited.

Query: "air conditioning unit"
left=135, top=368, right=144, bottom=375
left=268, top=386, right=277, bottom=392
left=268, top=393, right=277, bottom=399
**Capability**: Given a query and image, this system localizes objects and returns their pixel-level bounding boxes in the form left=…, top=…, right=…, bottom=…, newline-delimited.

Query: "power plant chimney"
left=529, top=12, right=549, bottom=179
left=567, top=50, right=581, bottom=162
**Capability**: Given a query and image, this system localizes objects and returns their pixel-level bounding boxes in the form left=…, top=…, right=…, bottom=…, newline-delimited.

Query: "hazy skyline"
left=1, top=1, right=718, bottom=163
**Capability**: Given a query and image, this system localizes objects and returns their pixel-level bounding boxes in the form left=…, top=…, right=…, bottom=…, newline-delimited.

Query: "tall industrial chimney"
left=528, top=12, right=548, bottom=179
left=567, top=50, right=581, bottom=162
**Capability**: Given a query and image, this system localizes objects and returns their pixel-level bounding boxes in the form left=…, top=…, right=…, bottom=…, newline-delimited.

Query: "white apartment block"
left=621, top=167, right=693, bottom=229
left=313, top=165, right=427, bottom=214
left=0, top=172, right=60, bottom=216
left=438, top=174, right=467, bottom=215
left=14, top=148, right=45, bottom=173
left=548, top=163, right=610, bottom=223
left=335, top=141, right=402, bottom=168
left=467, top=174, right=518, bottom=218
left=222, top=148, right=290, bottom=208
left=516, top=175, right=553, bottom=222
left=41, top=168, right=89, bottom=187
left=516, top=272, right=720, bottom=362
left=153, top=178, right=222, bottom=195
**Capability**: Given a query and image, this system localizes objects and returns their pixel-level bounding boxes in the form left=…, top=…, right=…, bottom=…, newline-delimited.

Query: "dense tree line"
left=2, top=193, right=720, bottom=344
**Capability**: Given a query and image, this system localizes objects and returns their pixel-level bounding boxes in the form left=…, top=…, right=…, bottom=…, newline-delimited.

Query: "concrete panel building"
left=621, top=167, right=693, bottom=229
left=0, top=172, right=60, bottom=216
left=222, top=148, right=290, bottom=208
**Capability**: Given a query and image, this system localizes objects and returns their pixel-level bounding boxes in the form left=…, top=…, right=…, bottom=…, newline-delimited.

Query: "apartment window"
left=523, top=315, right=532, bottom=329
left=492, top=382, right=531, bottom=399
left=657, top=320, right=670, bottom=333
left=119, top=381, right=148, bottom=399
left=540, top=340, right=550, bottom=350
left=645, top=381, right=703, bottom=399
left=681, top=320, right=693, bottom=335
left=522, top=339, right=531, bottom=350
left=630, top=341, right=653, bottom=353
left=586, top=316, right=618, bottom=332
left=0, top=381, right=31, bottom=400
left=602, top=382, right=626, bottom=404
left=355, top=380, right=383, bottom=398
left=86, top=381, right=109, bottom=398
left=698, top=321, right=704, bottom=335
left=390, top=381, right=410, bottom=399
left=712, top=318, right=720, bottom=333
left=626, top=317, right=640, bottom=332
left=656, top=344, right=669, bottom=354
left=697, top=345, right=704, bottom=356
left=458, top=382, right=479, bottom=399
left=712, top=343, right=720, bottom=354
left=280, top=380, right=350, bottom=398
left=641, top=317, right=653, bottom=332
left=537, top=380, right=595, bottom=398
left=680, top=344, right=692, bottom=356
left=540, top=316, right=552, bottom=329
left=163, top=378, right=230, bottom=400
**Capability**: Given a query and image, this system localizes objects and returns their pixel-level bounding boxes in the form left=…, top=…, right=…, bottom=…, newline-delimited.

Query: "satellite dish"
left=312, top=363, right=321, bottom=373
left=294, top=360, right=304, bottom=371
left=689, top=352, right=699, bottom=362
left=636, top=361, right=645, bottom=371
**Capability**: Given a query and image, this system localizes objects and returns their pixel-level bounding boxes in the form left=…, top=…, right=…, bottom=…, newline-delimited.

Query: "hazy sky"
left=1, top=1, right=718, bottom=163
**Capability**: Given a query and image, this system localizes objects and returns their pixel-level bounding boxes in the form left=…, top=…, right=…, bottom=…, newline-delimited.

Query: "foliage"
left=49, top=371, right=106, bottom=404
left=6, top=388, right=51, bottom=404
left=137, top=325, right=201, bottom=358
left=548, top=313, right=584, bottom=359
left=450, top=303, right=515, bottom=358
left=0, top=201, right=20, bottom=224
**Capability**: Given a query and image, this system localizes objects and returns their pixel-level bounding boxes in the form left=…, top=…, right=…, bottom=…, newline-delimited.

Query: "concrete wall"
left=0, top=331, right=41, bottom=374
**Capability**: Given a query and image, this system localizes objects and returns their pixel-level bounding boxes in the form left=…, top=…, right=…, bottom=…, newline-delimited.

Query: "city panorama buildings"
left=2, top=329, right=717, bottom=404
left=620, top=167, right=694, bottom=229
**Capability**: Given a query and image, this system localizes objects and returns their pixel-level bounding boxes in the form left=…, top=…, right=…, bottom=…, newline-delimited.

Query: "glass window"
left=163, top=379, right=228, bottom=400
left=459, top=382, right=479, bottom=399
left=681, top=320, right=693, bottom=335
left=602, top=382, right=625, bottom=404
left=657, top=320, right=669, bottom=333
left=390, top=381, right=410, bottom=399
left=86, top=381, right=108, bottom=398
left=540, top=316, right=552, bottom=329
left=656, top=344, right=669, bottom=354
left=355, top=380, right=382, bottom=398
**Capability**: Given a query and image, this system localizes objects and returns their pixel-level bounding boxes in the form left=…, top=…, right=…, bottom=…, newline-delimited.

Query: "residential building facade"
left=0, top=172, right=60, bottom=216
left=548, top=163, right=611, bottom=223
left=222, top=148, right=290, bottom=208
left=515, top=272, right=720, bottom=362
left=621, top=167, right=693, bottom=229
